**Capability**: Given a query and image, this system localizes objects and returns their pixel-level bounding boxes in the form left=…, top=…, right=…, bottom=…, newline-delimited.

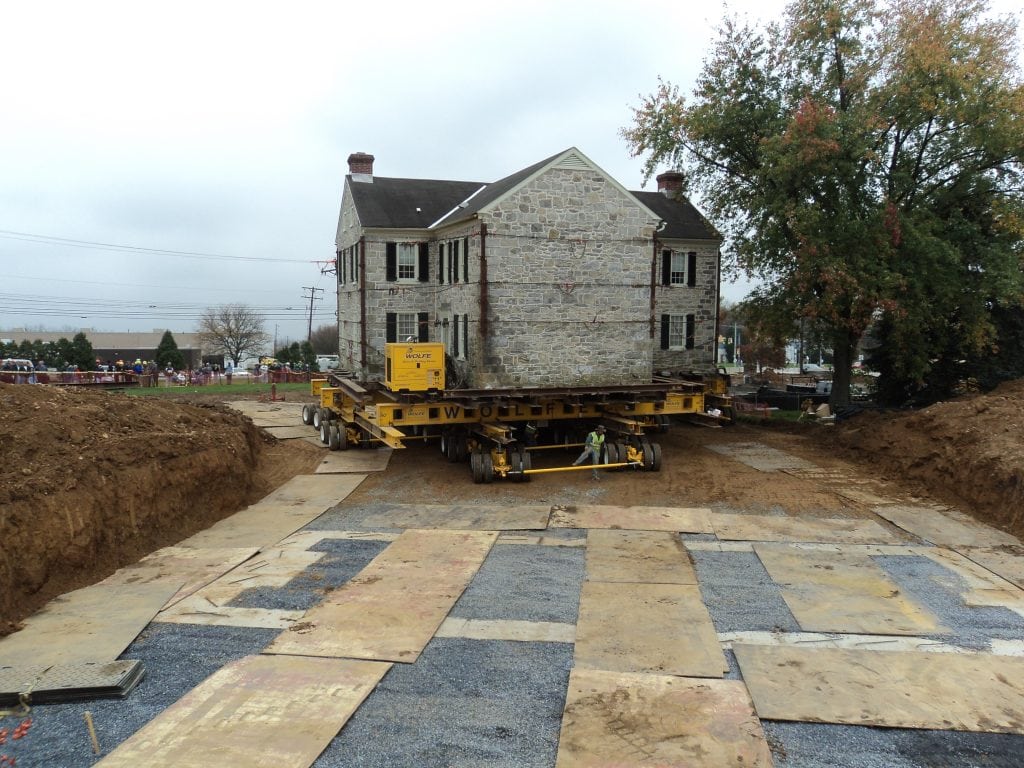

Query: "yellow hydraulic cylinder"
left=521, top=462, right=638, bottom=475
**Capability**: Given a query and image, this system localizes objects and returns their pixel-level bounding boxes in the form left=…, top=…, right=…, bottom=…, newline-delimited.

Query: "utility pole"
left=302, top=287, right=324, bottom=343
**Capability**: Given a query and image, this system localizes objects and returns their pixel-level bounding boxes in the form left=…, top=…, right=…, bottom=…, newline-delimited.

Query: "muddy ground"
left=2, top=379, right=1022, bottom=635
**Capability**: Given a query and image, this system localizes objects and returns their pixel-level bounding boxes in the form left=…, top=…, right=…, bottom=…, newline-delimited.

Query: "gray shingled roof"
left=348, top=177, right=483, bottom=229
left=632, top=190, right=720, bottom=241
left=429, top=151, right=564, bottom=229
left=347, top=154, right=719, bottom=241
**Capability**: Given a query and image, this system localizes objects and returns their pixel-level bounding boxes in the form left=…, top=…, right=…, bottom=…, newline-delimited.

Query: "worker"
left=572, top=425, right=607, bottom=480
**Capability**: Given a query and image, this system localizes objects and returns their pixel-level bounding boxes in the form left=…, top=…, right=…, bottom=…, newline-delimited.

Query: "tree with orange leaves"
left=624, top=0, right=1023, bottom=405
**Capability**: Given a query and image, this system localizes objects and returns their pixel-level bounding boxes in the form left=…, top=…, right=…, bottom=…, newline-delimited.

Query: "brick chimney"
left=347, top=152, right=375, bottom=178
left=656, top=171, right=684, bottom=197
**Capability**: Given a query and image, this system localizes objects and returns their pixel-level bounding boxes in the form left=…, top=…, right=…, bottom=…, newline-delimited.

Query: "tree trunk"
left=829, top=329, right=860, bottom=408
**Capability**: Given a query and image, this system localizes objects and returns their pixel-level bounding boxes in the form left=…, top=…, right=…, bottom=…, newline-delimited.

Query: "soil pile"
left=0, top=383, right=318, bottom=635
left=833, top=379, right=1024, bottom=539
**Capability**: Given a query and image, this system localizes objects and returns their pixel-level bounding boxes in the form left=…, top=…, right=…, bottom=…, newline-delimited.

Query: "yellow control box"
left=384, top=343, right=445, bottom=392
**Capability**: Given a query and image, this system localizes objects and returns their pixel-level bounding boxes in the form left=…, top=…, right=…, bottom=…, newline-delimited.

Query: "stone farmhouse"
left=334, top=148, right=721, bottom=389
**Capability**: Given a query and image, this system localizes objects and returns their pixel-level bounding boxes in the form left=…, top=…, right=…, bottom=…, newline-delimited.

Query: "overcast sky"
left=1, top=1, right=1020, bottom=347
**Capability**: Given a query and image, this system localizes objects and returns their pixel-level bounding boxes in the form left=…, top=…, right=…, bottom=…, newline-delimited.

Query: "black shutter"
left=386, top=313, right=397, bottom=343
left=660, top=314, right=670, bottom=350
left=661, top=250, right=672, bottom=286
left=686, top=314, right=695, bottom=349
left=438, top=243, right=444, bottom=284
left=385, top=242, right=397, bottom=282
left=353, top=246, right=358, bottom=281
left=447, top=242, right=453, bottom=284
left=339, top=250, right=345, bottom=284
left=463, top=237, right=469, bottom=281
left=418, top=243, right=429, bottom=282
left=463, top=314, right=469, bottom=358
left=687, top=252, right=697, bottom=287
left=418, top=312, right=429, bottom=342
left=452, top=314, right=459, bottom=357
left=453, top=240, right=460, bottom=283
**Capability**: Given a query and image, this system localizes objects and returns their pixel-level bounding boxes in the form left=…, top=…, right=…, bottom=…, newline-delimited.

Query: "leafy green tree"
left=275, top=341, right=317, bottom=369
left=623, top=0, right=1024, bottom=405
left=69, top=332, right=95, bottom=370
left=155, top=330, right=186, bottom=370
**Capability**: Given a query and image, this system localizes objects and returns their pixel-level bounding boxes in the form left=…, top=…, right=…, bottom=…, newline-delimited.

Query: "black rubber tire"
left=606, top=442, right=619, bottom=465
left=655, top=414, right=670, bottom=433
left=319, top=421, right=330, bottom=445
left=337, top=423, right=349, bottom=450
left=520, top=449, right=532, bottom=481
left=301, top=404, right=314, bottom=425
left=481, top=453, right=495, bottom=483
left=454, top=436, right=468, bottom=462
left=440, top=432, right=449, bottom=457
left=642, top=442, right=656, bottom=471
left=446, top=434, right=459, bottom=463
left=328, top=423, right=341, bottom=451
left=613, top=441, right=628, bottom=470
left=312, top=407, right=322, bottom=429
left=650, top=442, right=662, bottom=471
left=470, top=452, right=484, bottom=484
left=509, top=450, right=523, bottom=483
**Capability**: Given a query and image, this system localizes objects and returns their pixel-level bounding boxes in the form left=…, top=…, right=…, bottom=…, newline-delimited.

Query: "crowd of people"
left=0, top=357, right=313, bottom=386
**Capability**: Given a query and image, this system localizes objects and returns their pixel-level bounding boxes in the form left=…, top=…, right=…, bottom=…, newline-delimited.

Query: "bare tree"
left=197, top=304, right=270, bottom=365
left=309, top=323, right=339, bottom=355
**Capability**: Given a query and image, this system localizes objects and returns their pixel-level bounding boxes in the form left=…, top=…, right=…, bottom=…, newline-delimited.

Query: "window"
left=661, top=314, right=696, bottom=350
left=386, top=312, right=429, bottom=343
left=385, top=242, right=429, bottom=282
left=398, top=243, right=417, bottom=280
left=661, top=250, right=698, bottom=287
left=397, top=312, right=418, bottom=340
left=670, top=252, right=686, bottom=284
left=462, top=313, right=469, bottom=358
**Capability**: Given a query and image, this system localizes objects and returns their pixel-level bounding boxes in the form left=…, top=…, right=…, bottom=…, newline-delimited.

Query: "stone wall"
left=652, top=240, right=720, bottom=374
left=474, top=166, right=658, bottom=387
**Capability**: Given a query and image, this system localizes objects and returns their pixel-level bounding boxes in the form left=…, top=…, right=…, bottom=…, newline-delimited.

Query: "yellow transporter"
left=301, top=343, right=732, bottom=483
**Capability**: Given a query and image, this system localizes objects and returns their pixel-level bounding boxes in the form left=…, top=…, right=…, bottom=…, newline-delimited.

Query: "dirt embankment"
left=0, top=384, right=319, bottom=635
left=831, top=379, right=1024, bottom=540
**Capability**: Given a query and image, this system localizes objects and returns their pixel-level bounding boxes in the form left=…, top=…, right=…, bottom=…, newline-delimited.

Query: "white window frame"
left=670, top=252, right=686, bottom=285
left=397, top=242, right=418, bottom=281
left=667, top=314, right=686, bottom=349
left=396, top=312, right=418, bottom=341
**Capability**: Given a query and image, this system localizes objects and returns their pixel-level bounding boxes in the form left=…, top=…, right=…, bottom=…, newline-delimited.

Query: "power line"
left=0, top=229, right=313, bottom=263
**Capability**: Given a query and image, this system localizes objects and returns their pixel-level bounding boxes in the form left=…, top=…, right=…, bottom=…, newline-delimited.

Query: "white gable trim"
left=428, top=184, right=487, bottom=229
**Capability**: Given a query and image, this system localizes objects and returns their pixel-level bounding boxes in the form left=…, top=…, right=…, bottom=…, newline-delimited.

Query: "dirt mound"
left=832, top=379, right=1024, bottom=539
left=0, top=384, right=318, bottom=635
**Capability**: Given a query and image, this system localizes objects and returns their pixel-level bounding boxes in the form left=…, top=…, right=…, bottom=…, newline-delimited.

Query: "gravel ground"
left=311, top=638, right=573, bottom=768
left=10, top=467, right=1024, bottom=766
left=875, top=554, right=1024, bottom=650
left=229, top=538, right=390, bottom=611
left=765, top=721, right=1024, bottom=768
left=450, top=544, right=585, bottom=624
left=690, top=550, right=802, bottom=633
left=9, top=623, right=279, bottom=767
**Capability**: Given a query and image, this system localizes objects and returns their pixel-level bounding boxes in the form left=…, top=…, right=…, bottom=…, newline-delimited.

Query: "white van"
left=316, top=355, right=340, bottom=371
